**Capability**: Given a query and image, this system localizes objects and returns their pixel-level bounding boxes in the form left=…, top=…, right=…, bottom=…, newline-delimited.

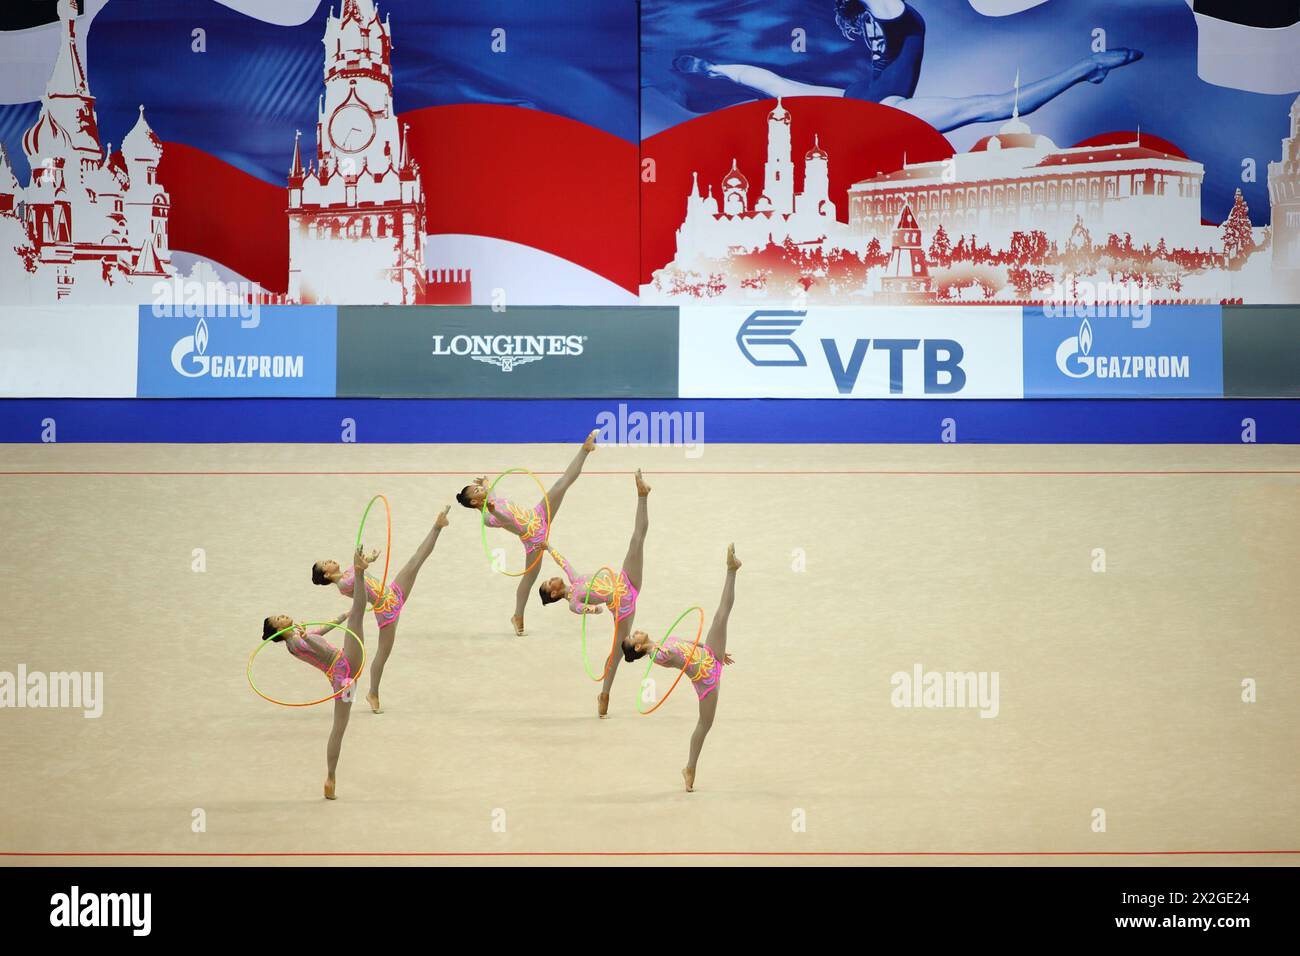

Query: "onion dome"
left=123, top=105, right=163, bottom=162
left=721, top=158, right=748, bottom=192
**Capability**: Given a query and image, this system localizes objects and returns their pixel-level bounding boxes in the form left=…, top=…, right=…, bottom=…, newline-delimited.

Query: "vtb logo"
left=736, top=310, right=967, bottom=394
left=737, top=311, right=808, bottom=367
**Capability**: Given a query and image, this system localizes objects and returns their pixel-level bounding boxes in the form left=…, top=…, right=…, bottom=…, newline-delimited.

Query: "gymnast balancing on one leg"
left=623, top=544, right=740, bottom=792
left=537, top=469, right=650, bottom=717
left=456, top=429, right=598, bottom=636
left=311, top=504, right=450, bottom=714
left=263, top=547, right=369, bottom=800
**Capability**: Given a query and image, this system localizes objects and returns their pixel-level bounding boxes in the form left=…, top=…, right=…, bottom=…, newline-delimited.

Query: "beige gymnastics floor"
left=0, top=442, right=1297, bottom=866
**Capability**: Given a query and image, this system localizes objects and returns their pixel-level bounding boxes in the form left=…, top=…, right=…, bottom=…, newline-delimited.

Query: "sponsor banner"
left=1222, top=305, right=1300, bottom=397
left=1022, top=306, right=1224, bottom=398
left=336, top=307, right=678, bottom=398
left=136, top=306, right=336, bottom=397
left=0, top=306, right=138, bottom=397
left=678, top=306, right=1023, bottom=398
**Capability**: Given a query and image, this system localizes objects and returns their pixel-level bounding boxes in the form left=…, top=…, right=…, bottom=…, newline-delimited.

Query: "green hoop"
left=637, top=606, right=705, bottom=715
left=579, top=566, right=621, bottom=682
left=354, top=494, right=391, bottom=610
left=478, top=468, right=552, bottom=577
left=248, top=621, right=366, bottom=708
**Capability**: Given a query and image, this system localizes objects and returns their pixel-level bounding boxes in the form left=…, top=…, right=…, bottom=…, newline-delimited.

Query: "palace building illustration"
left=645, top=90, right=1295, bottom=306
left=847, top=106, right=1208, bottom=251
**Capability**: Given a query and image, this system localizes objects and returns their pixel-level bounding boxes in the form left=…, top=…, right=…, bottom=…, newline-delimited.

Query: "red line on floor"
left=1, top=470, right=1298, bottom=478
left=2, top=850, right=1298, bottom=857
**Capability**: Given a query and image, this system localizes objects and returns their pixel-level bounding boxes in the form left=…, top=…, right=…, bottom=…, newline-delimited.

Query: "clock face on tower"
left=328, top=104, right=377, bottom=154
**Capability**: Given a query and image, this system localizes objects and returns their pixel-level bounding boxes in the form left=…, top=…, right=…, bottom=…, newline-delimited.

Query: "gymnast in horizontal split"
left=457, top=429, right=598, bottom=636
left=263, top=547, right=369, bottom=800
left=673, top=0, right=1142, bottom=133
left=536, top=469, right=650, bottom=718
left=623, top=544, right=740, bottom=792
left=311, top=504, right=450, bottom=714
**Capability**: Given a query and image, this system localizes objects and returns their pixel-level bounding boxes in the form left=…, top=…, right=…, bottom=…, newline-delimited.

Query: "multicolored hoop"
left=478, top=468, right=552, bottom=577
left=579, top=566, right=621, bottom=682
left=247, top=622, right=367, bottom=708
left=636, top=606, right=706, bottom=716
left=355, top=494, right=391, bottom=609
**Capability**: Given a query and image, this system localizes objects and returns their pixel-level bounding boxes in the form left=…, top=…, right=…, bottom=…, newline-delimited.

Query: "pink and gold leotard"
left=653, top=637, right=721, bottom=700
left=551, top=548, right=637, bottom=620
left=484, top=492, right=549, bottom=553
left=283, top=625, right=354, bottom=693
left=336, top=568, right=404, bottom=629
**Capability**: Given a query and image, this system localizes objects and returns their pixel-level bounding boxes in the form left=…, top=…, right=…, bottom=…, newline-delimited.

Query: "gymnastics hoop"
left=247, top=622, right=367, bottom=708
left=354, top=494, right=391, bottom=609
left=579, top=565, right=621, bottom=682
left=478, top=468, right=552, bottom=578
left=637, top=605, right=706, bottom=716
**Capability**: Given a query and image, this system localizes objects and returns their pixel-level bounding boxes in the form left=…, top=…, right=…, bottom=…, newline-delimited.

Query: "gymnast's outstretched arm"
left=316, top=611, right=349, bottom=635
left=487, top=497, right=525, bottom=537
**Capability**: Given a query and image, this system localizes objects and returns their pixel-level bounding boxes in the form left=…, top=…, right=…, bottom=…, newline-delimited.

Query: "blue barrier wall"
left=1, top=398, right=1296, bottom=444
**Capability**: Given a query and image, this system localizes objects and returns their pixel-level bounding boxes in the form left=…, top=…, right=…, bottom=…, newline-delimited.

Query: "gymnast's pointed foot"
left=635, top=469, right=651, bottom=497
left=673, top=54, right=720, bottom=79
left=511, top=614, right=526, bottom=637
left=597, top=692, right=610, bottom=719
left=682, top=767, right=696, bottom=792
left=727, top=542, right=741, bottom=572
left=366, top=691, right=383, bottom=714
left=324, top=776, right=337, bottom=800
left=583, top=428, right=599, bottom=452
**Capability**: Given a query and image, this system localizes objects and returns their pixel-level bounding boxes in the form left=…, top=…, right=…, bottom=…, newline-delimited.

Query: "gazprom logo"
left=171, top=318, right=210, bottom=378
left=1055, top=318, right=1094, bottom=378
left=1054, top=317, right=1190, bottom=380
left=737, top=311, right=807, bottom=367
left=167, top=317, right=304, bottom=379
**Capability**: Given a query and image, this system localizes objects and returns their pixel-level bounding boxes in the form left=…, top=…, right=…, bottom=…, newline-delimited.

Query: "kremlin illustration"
left=3, top=0, right=1300, bottom=308
left=0, top=0, right=469, bottom=306
left=643, top=92, right=1300, bottom=306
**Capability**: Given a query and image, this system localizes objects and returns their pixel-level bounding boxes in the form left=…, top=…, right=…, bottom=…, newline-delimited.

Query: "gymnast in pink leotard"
left=456, top=430, right=597, bottom=637
left=622, top=543, right=741, bottom=793
left=539, top=469, right=650, bottom=718
left=263, top=547, right=370, bottom=800
left=311, top=505, right=450, bottom=715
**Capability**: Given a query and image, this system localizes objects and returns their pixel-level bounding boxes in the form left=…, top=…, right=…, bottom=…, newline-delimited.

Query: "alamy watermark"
left=595, top=403, right=704, bottom=459
left=0, top=666, right=104, bottom=718
left=1041, top=276, right=1152, bottom=328
left=890, top=663, right=999, bottom=718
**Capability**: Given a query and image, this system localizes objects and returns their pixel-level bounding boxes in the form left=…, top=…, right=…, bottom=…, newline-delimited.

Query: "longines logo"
left=431, top=334, right=588, bottom=373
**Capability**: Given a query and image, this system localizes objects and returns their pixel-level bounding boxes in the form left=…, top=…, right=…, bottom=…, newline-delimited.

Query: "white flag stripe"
left=1193, top=10, right=1300, bottom=94
left=967, top=0, right=1050, bottom=16
left=213, top=0, right=326, bottom=28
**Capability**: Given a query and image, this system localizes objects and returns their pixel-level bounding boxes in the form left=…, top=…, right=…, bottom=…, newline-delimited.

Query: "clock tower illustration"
left=287, top=0, right=468, bottom=305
